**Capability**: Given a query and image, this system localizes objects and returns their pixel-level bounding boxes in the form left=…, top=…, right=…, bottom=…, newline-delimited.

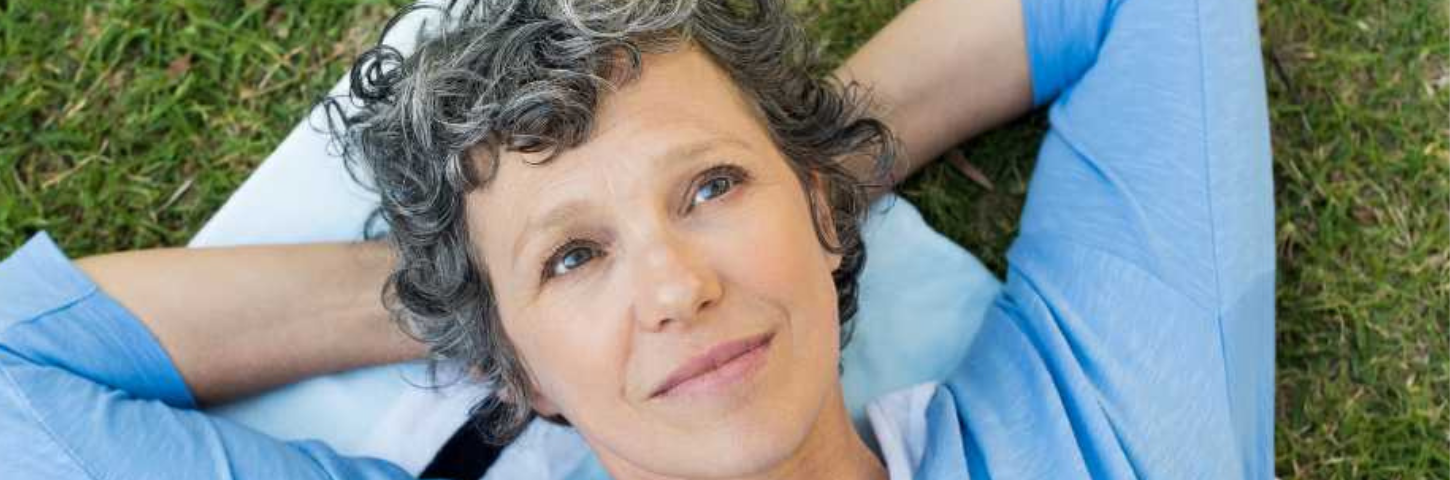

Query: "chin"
left=605, top=352, right=840, bottom=478
left=641, top=411, right=818, bottom=478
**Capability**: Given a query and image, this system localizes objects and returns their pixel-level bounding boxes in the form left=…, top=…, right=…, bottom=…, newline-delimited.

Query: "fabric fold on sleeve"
left=0, top=232, right=196, bottom=408
left=1020, top=0, right=1121, bottom=106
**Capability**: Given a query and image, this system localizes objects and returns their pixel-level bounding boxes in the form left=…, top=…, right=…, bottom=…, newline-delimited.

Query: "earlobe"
left=484, top=362, right=562, bottom=418
left=807, top=172, right=844, bottom=272
left=526, top=382, right=574, bottom=427
left=528, top=380, right=562, bottom=418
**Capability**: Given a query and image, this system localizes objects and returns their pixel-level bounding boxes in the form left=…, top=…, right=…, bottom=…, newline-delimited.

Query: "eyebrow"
left=508, top=137, right=753, bottom=271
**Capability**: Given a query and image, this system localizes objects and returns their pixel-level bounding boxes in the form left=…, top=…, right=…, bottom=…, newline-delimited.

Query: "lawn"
left=2, top=0, right=1445, bottom=477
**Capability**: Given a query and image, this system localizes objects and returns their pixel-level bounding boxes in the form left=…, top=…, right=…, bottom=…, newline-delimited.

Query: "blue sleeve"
left=0, top=232, right=419, bottom=479
left=1019, top=0, right=1117, bottom=107
left=931, top=0, right=1276, bottom=477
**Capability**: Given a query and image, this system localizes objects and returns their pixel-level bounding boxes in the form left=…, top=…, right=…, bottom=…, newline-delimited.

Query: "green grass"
left=0, top=0, right=396, bottom=252
left=1259, top=0, right=1448, bottom=476
left=2, top=0, right=1445, bottom=477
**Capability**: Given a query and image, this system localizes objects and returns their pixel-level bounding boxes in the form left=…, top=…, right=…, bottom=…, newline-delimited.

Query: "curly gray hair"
left=326, top=0, right=896, bottom=444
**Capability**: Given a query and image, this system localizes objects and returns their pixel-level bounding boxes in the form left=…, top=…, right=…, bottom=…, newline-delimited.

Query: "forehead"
left=464, top=46, right=776, bottom=255
left=488, top=46, right=766, bottom=185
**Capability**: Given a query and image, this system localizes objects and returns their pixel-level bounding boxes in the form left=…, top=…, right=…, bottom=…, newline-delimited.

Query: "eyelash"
left=684, top=162, right=751, bottom=213
left=541, top=238, right=601, bottom=282
left=538, top=162, right=751, bottom=282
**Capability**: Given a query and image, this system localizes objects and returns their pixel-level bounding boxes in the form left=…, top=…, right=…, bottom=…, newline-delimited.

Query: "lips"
left=649, top=332, right=775, bottom=399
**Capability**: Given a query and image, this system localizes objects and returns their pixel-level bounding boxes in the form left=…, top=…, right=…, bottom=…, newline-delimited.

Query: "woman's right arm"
left=75, top=239, right=425, bottom=405
left=0, top=233, right=421, bottom=479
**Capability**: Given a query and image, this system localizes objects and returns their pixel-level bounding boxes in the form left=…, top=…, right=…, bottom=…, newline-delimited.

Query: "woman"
left=0, top=0, right=1274, bottom=478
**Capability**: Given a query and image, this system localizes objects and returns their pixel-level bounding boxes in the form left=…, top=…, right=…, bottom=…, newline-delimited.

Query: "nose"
left=630, top=232, right=723, bottom=333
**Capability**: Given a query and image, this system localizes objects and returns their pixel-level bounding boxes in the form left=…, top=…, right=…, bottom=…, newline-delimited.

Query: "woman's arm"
left=0, top=233, right=417, bottom=479
left=904, top=0, right=1277, bottom=475
left=834, top=0, right=1033, bottom=184
left=76, top=241, right=424, bottom=406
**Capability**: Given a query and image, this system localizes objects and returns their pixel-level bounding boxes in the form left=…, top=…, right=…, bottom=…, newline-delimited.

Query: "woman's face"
left=465, top=46, right=847, bottom=477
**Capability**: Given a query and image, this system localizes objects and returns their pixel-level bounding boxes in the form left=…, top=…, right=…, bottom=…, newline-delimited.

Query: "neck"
left=765, top=385, right=888, bottom=480
left=602, top=384, right=888, bottom=480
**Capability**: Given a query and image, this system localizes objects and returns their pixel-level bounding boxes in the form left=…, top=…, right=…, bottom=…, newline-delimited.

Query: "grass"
left=0, top=0, right=396, bottom=252
left=2, top=0, right=1445, bottom=477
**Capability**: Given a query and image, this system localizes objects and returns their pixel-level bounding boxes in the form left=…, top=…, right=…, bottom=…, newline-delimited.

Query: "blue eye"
left=693, top=176, right=734, bottom=205
left=689, top=164, right=748, bottom=210
left=544, top=242, right=602, bottom=280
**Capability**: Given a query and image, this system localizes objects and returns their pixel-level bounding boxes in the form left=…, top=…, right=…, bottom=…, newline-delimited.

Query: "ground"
left=1, top=0, right=1445, bottom=477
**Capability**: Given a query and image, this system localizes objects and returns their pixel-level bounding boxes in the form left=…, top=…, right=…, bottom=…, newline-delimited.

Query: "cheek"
left=710, top=187, right=842, bottom=341
left=505, top=298, right=631, bottom=411
left=733, top=191, right=837, bottom=303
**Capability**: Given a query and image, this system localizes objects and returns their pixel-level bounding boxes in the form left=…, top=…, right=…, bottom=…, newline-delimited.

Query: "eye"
left=543, top=240, right=603, bottom=281
left=687, top=164, right=749, bottom=212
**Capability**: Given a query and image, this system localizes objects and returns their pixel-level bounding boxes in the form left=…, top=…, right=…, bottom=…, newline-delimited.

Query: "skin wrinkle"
left=509, top=138, right=752, bottom=273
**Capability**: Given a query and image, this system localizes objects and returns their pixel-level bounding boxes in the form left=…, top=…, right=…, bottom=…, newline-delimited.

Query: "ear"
left=527, top=379, right=562, bottom=418
left=476, top=363, right=562, bottom=418
left=807, top=171, right=843, bottom=272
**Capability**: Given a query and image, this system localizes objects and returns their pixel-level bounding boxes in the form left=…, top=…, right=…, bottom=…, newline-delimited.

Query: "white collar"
left=866, top=382, right=940, bottom=480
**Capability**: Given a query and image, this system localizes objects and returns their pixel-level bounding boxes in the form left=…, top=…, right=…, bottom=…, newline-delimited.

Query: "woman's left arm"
left=833, top=0, right=1033, bottom=186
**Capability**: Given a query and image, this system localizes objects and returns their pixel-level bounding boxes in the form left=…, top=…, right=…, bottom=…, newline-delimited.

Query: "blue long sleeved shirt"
left=0, top=0, right=1274, bottom=477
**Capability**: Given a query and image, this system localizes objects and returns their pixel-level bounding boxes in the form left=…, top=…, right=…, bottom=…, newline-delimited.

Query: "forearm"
left=0, top=233, right=419, bottom=478
left=76, top=241, right=425, bottom=406
left=835, top=0, right=1034, bottom=185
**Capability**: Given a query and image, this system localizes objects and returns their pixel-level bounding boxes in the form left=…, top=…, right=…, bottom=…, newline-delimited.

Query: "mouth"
left=649, top=331, right=775, bottom=400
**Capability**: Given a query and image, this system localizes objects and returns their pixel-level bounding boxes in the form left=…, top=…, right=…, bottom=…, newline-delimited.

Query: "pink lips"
left=650, top=332, right=775, bottom=399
